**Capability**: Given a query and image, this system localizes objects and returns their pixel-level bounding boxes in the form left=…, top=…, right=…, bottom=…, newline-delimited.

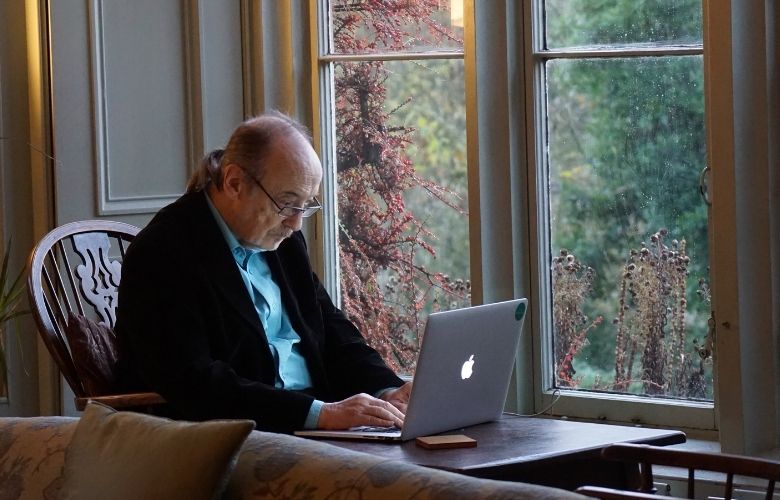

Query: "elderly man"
left=116, top=112, right=410, bottom=433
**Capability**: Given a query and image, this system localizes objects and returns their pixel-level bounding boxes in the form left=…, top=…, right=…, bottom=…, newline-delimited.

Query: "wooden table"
left=319, top=415, right=686, bottom=490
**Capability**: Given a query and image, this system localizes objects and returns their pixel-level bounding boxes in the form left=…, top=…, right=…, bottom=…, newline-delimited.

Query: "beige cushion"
left=60, top=402, right=254, bottom=500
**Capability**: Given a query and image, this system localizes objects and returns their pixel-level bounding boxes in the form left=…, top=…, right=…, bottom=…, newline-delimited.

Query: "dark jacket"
left=115, top=190, right=402, bottom=433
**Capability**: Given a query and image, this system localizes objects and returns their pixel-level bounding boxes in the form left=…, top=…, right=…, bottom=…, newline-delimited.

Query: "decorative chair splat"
left=72, top=232, right=123, bottom=328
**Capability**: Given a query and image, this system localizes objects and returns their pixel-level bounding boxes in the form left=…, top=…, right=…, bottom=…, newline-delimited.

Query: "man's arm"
left=312, top=274, right=406, bottom=399
left=275, top=232, right=406, bottom=400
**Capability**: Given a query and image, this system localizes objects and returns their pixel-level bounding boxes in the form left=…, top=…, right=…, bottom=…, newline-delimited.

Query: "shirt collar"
left=205, top=191, right=265, bottom=265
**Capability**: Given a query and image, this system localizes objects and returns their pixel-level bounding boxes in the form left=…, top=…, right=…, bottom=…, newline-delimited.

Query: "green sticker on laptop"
left=515, top=302, right=526, bottom=321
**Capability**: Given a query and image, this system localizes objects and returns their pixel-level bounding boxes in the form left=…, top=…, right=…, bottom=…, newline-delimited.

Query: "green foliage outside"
left=381, top=59, right=470, bottom=312
left=545, top=0, right=702, bottom=47
left=545, top=0, right=711, bottom=399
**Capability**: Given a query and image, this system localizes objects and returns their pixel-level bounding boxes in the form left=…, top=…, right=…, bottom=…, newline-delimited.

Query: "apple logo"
left=460, top=354, right=475, bottom=380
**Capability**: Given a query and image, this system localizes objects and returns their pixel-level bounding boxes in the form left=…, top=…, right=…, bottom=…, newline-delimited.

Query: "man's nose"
left=283, top=212, right=304, bottom=231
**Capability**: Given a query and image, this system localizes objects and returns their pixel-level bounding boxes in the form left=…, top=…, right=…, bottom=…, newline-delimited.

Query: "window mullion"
left=320, top=50, right=464, bottom=63
left=538, top=45, right=703, bottom=59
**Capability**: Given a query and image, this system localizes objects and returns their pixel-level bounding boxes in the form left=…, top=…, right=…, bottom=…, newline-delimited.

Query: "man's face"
left=223, top=137, right=323, bottom=250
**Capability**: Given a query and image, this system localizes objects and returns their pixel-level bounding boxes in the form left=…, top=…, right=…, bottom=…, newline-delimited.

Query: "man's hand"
left=378, top=381, right=412, bottom=414
left=318, top=393, right=405, bottom=430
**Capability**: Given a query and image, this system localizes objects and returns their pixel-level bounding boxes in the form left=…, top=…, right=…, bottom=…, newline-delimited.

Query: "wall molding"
left=241, top=0, right=264, bottom=117
left=183, top=0, right=205, bottom=181
left=87, top=0, right=203, bottom=215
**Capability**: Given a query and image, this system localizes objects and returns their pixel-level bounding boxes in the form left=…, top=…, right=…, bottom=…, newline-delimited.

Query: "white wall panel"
left=89, top=0, right=191, bottom=214
left=49, top=0, right=244, bottom=225
left=200, top=0, right=244, bottom=151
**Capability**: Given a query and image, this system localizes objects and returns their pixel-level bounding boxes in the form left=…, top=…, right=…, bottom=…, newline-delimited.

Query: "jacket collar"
left=181, top=191, right=270, bottom=341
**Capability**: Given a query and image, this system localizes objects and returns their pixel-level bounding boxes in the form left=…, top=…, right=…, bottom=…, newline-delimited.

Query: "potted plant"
left=0, top=241, right=28, bottom=392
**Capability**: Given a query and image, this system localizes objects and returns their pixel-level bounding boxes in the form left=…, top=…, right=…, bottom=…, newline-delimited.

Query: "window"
left=315, top=0, right=716, bottom=431
left=531, top=0, right=714, bottom=428
left=318, top=1, right=469, bottom=373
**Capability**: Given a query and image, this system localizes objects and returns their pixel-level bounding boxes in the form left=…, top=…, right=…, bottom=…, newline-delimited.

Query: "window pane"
left=328, top=0, right=464, bottom=55
left=545, top=0, right=702, bottom=48
left=546, top=56, right=712, bottom=400
left=333, top=58, right=469, bottom=374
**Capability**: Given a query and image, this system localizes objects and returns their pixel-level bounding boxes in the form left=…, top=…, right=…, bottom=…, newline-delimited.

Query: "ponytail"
left=185, top=149, right=224, bottom=193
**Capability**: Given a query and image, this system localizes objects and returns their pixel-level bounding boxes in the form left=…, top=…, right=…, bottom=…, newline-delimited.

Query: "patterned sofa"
left=0, top=414, right=588, bottom=499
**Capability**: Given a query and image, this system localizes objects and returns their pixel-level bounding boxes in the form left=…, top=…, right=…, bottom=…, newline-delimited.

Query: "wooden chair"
left=27, top=220, right=164, bottom=411
left=577, top=442, right=780, bottom=500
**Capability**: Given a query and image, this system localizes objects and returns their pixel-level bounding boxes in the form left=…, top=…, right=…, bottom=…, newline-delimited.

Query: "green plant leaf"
left=0, top=282, right=26, bottom=318
left=0, top=342, right=6, bottom=383
left=0, top=239, right=30, bottom=384
left=0, top=308, right=28, bottom=325
left=0, top=239, right=11, bottom=304
left=0, top=239, right=27, bottom=318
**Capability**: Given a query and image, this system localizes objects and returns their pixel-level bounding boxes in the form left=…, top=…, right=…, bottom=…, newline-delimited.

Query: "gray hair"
left=185, top=111, right=312, bottom=194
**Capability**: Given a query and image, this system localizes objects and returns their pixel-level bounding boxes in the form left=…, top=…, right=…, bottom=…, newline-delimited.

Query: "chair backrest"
left=577, top=443, right=780, bottom=500
left=27, top=220, right=140, bottom=397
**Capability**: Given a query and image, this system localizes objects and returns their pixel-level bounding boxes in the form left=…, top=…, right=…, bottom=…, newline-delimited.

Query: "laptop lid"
left=399, top=298, right=527, bottom=440
left=295, top=298, right=528, bottom=442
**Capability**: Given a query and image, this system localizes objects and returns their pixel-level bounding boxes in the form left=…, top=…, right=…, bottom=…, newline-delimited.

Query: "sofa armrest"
left=225, top=431, right=588, bottom=499
left=0, top=416, right=79, bottom=500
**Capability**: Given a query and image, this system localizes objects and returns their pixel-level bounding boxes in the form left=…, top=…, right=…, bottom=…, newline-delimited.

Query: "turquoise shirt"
left=205, top=195, right=323, bottom=428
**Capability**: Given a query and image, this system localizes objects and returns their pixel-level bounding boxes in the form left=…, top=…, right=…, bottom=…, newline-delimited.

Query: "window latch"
left=698, top=165, right=712, bottom=206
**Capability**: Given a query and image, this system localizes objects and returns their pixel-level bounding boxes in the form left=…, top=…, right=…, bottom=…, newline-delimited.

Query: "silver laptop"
left=295, top=298, right=528, bottom=442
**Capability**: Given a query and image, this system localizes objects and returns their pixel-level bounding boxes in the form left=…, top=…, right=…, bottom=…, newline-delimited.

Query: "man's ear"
left=221, top=163, right=245, bottom=199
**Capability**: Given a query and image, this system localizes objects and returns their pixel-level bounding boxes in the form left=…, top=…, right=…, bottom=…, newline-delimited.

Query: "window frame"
left=524, top=0, right=716, bottom=432
left=311, top=0, right=722, bottom=436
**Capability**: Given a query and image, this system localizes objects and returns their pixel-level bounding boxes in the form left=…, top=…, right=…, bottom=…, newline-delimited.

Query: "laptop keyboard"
left=349, top=425, right=402, bottom=433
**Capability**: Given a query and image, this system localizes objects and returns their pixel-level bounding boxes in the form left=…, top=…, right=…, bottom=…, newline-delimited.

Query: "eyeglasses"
left=242, top=169, right=321, bottom=218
